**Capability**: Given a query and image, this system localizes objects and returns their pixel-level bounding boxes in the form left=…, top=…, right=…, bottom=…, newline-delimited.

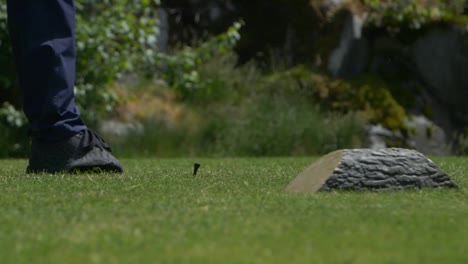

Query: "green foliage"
left=0, top=2, right=16, bottom=99
left=363, top=0, right=468, bottom=29
left=209, top=97, right=363, bottom=156
left=112, top=53, right=365, bottom=157
left=453, top=129, right=468, bottom=155
left=275, top=67, right=409, bottom=136
left=355, top=88, right=406, bottom=135
left=159, top=22, right=243, bottom=99
left=74, top=0, right=161, bottom=125
left=0, top=0, right=161, bottom=121
left=321, top=0, right=468, bottom=30
left=0, top=103, right=28, bottom=157
left=0, top=0, right=161, bottom=157
left=0, top=2, right=27, bottom=158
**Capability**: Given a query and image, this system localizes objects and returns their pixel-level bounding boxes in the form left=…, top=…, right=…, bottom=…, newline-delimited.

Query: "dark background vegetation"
left=1, top=0, right=467, bottom=158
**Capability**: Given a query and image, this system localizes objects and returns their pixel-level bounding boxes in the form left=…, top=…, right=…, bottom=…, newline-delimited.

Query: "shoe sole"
left=27, top=163, right=124, bottom=174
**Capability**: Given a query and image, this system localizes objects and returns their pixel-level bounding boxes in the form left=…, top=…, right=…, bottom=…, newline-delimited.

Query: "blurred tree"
left=0, top=3, right=20, bottom=108
left=161, top=0, right=321, bottom=66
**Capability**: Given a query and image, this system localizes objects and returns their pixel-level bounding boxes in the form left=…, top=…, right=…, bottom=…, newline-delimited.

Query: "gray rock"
left=367, top=124, right=403, bottom=149
left=367, top=116, right=451, bottom=156
left=157, top=8, right=170, bottom=53
left=327, top=19, right=468, bottom=147
left=405, top=115, right=450, bottom=155
left=411, top=27, right=468, bottom=136
left=411, top=27, right=468, bottom=130
left=286, top=148, right=457, bottom=192
left=328, top=13, right=370, bottom=78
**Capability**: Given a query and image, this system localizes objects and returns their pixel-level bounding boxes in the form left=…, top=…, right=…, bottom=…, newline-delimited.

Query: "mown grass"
left=0, top=157, right=467, bottom=264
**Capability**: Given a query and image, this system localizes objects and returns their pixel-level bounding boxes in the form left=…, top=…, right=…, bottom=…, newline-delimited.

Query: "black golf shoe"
left=27, top=129, right=123, bottom=174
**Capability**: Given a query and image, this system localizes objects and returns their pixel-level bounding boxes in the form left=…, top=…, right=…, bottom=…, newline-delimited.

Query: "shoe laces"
left=82, top=129, right=113, bottom=153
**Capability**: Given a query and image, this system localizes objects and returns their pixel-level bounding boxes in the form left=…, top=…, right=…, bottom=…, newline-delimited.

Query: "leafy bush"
left=280, top=68, right=410, bottom=136
left=0, top=3, right=17, bottom=105
left=0, top=2, right=28, bottom=158
left=0, top=0, right=161, bottom=117
left=159, top=21, right=242, bottom=99
left=0, top=102, right=28, bottom=157
left=111, top=53, right=365, bottom=157
left=210, top=96, right=364, bottom=156
left=74, top=0, right=161, bottom=124
left=453, top=130, right=468, bottom=155
left=316, top=0, right=468, bottom=30
left=363, top=0, right=468, bottom=29
left=0, top=0, right=161, bottom=157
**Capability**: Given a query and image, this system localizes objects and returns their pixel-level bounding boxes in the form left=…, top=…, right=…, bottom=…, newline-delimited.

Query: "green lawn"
left=0, top=157, right=467, bottom=264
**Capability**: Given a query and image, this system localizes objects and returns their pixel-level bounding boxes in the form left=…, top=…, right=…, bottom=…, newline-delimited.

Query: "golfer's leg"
left=7, top=0, right=86, bottom=141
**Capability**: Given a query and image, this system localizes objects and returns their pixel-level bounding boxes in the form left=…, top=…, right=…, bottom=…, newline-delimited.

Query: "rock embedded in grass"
left=286, top=148, right=457, bottom=192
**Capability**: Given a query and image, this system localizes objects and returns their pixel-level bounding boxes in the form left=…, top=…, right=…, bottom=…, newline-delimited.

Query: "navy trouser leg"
left=7, top=0, right=86, bottom=141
